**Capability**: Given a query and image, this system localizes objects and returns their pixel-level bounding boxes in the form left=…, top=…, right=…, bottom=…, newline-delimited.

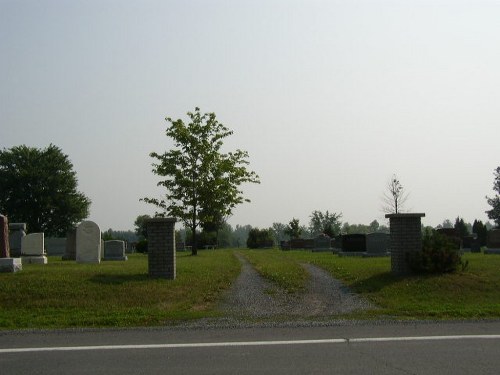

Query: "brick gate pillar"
left=146, top=218, right=176, bottom=279
left=385, top=213, right=425, bottom=276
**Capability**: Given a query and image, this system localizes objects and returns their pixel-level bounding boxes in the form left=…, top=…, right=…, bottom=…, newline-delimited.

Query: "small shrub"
left=135, top=239, right=148, bottom=253
left=407, top=231, right=468, bottom=274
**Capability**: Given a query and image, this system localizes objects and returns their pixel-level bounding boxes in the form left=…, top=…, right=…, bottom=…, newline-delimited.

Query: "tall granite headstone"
left=8, top=223, right=26, bottom=257
left=76, top=221, right=101, bottom=264
left=0, top=215, right=22, bottom=273
left=0, top=215, right=9, bottom=258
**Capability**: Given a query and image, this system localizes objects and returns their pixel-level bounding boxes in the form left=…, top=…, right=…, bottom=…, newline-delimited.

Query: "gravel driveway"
left=219, top=253, right=375, bottom=319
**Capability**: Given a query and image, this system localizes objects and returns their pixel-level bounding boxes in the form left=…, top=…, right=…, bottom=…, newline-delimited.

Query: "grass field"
left=243, top=250, right=500, bottom=320
left=1, top=249, right=499, bottom=329
left=0, top=251, right=240, bottom=329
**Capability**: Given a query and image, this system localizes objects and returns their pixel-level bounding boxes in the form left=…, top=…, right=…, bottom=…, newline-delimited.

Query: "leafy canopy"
left=0, top=144, right=91, bottom=236
left=142, top=108, right=260, bottom=253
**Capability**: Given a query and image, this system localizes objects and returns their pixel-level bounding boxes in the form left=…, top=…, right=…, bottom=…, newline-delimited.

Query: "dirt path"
left=219, top=253, right=375, bottom=319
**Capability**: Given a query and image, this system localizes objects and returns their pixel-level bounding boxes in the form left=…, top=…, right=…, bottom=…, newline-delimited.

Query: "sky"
left=1, top=0, right=499, bottom=232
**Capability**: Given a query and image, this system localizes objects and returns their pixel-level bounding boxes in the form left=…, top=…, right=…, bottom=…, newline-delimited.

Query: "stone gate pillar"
left=385, top=213, right=425, bottom=276
left=146, top=218, right=176, bottom=279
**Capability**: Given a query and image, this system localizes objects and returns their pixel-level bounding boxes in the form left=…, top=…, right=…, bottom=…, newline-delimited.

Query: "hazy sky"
left=1, top=0, right=499, bottom=232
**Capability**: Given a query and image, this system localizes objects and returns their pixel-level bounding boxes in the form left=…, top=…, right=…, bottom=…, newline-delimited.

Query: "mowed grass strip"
left=0, top=251, right=240, bottom=329
left=286, top=250, right=500, bottom=319
left=239, top=250, right=308, bottom=293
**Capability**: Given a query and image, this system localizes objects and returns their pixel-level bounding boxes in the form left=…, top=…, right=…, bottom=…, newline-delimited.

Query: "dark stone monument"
left=485, top=229, right=500, bottom=255
left=0, top=215, right=10, bottom=258
left=0, top=215, right=22, bottom=273
left=341, top=234, right=366, bottom=252
left=103, top=240, right=128, bottom=261
left=365, top=232, right=390, bottom=256
left=386, top=213, right=425, bottom=276
left=313, top=234, right=331, bottom=252
left=146, top=218, right=176, bottom=279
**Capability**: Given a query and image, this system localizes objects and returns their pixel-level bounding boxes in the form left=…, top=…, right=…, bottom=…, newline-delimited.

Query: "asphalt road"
left=1, top=321, right=499, bottom=374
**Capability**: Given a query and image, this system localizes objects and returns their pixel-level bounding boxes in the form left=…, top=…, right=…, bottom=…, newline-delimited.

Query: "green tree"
left=134, top=214, right=151, bottom=240
left=308, top=210, right=342, bottom=237
left=382, top=174, right=409, bottom=214
left=472, top=219, right=488, bottom=246
left=285, top=218, right=302, bottom=239
left=142, top=108, right=260, bottom=255
left=246, top=228, right=274, bottom=249
left=0, top=144, right=90, bottom=236
left=454, top=216, right=469, bottom=238
left=486, top=166, right=500, bottom=227
left=271, top=222, right=288, bottom=243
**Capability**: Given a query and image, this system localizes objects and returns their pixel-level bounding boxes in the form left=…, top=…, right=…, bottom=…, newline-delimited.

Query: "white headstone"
left=76, top=221, right=101, bottom=264
left=21, top=233, right=45, bottom=256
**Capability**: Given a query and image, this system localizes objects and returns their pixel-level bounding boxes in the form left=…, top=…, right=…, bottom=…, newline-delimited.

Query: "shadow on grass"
left=349, top=272, right=405, bottom=293
left=90, top=273, right=150, bottom=285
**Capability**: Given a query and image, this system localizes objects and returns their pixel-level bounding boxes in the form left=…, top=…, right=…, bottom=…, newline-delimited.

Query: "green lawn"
left=1, top=249, right=499, bottom=330
left=246, top=250, right=500, bottom=320
left=0, top=251, right=240, bottom=329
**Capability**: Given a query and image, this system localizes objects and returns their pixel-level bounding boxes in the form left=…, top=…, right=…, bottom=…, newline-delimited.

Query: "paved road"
left=1, top=321, right=499, bottom=374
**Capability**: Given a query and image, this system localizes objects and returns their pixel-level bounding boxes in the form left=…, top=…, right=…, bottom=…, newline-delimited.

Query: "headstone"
left=76, top=221, right=101, bottom=264
left=365, top=232, right=390, bottom=256
left=341, top=234, right=366, bottom=252
left=0, top=215, right=22, bottom=272
left=103, top=240, right=128, bottom=261
left=461, top=236, right=475, bottom=252
left=313, top=234, right=331, bottom=252
left=21, top=232, right=48, bottom=264
left=62, top=228, right=77, bottom=260
left=21, top=233, right=45, bottom=255
left=485, top=229, right=500, bottom=255
left=331, top=236, right=342, bottom=253
left=0, top=215, right=10, bottom=258
left=45, top=237, right=67, bottom=256
left=8, top=223, right=26, bottom=257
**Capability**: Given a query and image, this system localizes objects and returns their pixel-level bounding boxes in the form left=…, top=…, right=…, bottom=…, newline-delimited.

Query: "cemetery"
left=2, top=210, right=500, bottom=329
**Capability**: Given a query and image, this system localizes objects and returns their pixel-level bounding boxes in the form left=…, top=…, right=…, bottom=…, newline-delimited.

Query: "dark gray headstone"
left=341, top=234, right=366, bottom=252
left=313, top=234, right=331, bottom=251
left=366, top=232, right=390, bottom=254
left=103, top=240, right=128, bottom=261
left=487, top=229, right=500, bottom=248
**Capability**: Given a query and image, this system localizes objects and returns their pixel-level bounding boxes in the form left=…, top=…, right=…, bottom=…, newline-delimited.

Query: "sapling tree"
left=382, top=174, right=409, bottom=214
left=142, top=108, right=260, bottom=255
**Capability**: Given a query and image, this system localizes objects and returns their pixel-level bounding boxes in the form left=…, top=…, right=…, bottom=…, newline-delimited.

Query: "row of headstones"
left=436, top=228, right=500, bottom=254
left=333, top=233, right=390, bottom=257
left=1, top=220, right=128, bottom=273
left=62, top=221, right=128, bottom=262
left=282, top=233, right=390, bottom=256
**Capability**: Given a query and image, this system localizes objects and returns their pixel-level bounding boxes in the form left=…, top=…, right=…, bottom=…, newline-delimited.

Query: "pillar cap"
left=385, top=213, right=425, bottom=219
